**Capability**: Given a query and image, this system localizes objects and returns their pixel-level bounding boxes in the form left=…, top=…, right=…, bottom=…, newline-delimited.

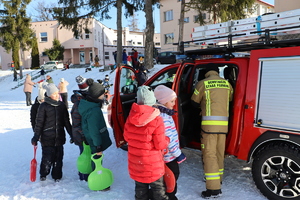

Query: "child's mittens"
left=31, top=136, right=38, bottom=146
left=177, top=152, right=186, bottom=164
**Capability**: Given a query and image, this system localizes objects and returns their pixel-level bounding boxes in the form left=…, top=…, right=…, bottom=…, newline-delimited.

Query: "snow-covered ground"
left=0, top=66, right=267, bottom=200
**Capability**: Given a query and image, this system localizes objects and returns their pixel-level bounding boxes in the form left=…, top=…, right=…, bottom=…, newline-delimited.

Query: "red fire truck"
left=109, top=24, right=300, bottom=200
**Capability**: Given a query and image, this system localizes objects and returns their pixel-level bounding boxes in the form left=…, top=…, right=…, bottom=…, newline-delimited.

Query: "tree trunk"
left=144, top=0, right=154, bottom=69
left=177, top=0, right=185, bottom=52
left=116, top=0, right=123, bottom=66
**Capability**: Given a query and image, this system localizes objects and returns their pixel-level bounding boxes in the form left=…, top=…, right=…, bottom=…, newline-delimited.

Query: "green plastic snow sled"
left=76, top=142, right=93, bottom=174
left=88, top=153, right=113, bottom=191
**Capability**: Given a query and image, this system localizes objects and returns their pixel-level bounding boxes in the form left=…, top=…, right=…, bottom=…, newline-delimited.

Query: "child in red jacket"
left=124, top=85, right=170, bottom=200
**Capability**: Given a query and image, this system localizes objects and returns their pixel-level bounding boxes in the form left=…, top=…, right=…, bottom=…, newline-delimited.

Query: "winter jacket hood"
left=127, top=103, right=161, bottom=127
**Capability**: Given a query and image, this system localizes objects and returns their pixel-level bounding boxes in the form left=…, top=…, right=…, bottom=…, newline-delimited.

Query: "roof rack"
left=178, top=25, right=300, bottom=58
left=174, top=9, right=300, bottom=58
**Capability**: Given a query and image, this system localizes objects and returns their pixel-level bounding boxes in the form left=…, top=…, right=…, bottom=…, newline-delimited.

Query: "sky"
left=0, top=65, right=269, bottom=200
left=26, top=0, right=275, bottom=34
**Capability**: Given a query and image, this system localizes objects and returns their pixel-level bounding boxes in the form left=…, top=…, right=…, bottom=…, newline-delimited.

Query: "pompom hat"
left=154, top=85, right=177, bottom=105
left=86, top=78, right=105, bottom=99
left=136, top=85, right=156, bottom=106
left=76, top=75, right=89, bottom=91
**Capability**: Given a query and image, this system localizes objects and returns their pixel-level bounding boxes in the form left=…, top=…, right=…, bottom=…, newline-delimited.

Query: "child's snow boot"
left=201, top=189, right=222, bottom=199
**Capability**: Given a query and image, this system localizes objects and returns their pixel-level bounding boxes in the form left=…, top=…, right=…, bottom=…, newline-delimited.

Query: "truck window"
left=193, top=64, right=238, bottom=90
left=120, top=68, right=138, bottom=94
left=149, top=68, right=178, bottom=88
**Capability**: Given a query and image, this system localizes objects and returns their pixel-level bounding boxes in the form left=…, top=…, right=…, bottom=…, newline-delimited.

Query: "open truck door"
left=110, top=66, right=139, bottom=148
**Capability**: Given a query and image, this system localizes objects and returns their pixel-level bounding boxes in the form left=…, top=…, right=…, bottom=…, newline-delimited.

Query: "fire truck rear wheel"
left=252, top=143, right=300, bottom=200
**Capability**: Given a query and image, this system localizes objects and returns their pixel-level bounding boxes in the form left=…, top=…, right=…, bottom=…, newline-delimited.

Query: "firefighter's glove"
left=177, top=152, right=186, bottom=164
left=31, top=136, right=38, bottom=146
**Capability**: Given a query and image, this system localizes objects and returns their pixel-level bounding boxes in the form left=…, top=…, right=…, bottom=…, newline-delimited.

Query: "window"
left=155, top=42, right=161, bottom=46
left=74, top=30, right=79, bottom=40
left=85, top=33, right=90, bottom=39
left=40, top=32, right=47, bottom=42
left=164, top=33, right=174, bottom=44
left=105, top=52, right=110, bottom=60
left=41, top=52, right=47, bottom=56
left=150, top=68, right=178, bottom=87
left=137, top=42, right=142, bottom=45
left=164, top=10, right=173, bottom=21
left=120, top=68, right=138, bottom=94
left=179, top=17, right=190, bottom=24
left=194, top=13, right=206, bottom=22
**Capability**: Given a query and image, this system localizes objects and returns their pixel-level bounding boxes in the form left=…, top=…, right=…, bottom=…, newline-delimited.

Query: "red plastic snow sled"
left=30, top=145, right=37, bottom=182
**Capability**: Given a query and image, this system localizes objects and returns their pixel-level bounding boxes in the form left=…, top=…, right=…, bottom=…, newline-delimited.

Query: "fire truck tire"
left=252, top=143, right=300, bottom=200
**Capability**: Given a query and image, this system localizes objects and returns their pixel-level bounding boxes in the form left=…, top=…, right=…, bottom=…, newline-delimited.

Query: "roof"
left=257, top=0, right=274, bottom=7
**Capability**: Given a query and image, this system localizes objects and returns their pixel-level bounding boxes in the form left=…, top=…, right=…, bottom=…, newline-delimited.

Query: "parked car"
left=40, top=61, right=64, bottom=70
left=155, top=51, right=187, bottom=64
left=108, top=31, right=300, bottom=200
left=137, top=54, right=157, bottom=65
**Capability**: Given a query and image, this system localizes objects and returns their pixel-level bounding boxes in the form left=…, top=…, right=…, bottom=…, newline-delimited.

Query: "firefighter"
left=191, top=64, right=233, bottom=199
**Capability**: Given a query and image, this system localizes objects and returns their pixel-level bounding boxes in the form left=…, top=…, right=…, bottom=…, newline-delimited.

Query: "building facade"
left=159, top=0, right=274, bottom=52
left=275, top=0, right=300, bottom=12
left=0, top=18, right=161, bottom=70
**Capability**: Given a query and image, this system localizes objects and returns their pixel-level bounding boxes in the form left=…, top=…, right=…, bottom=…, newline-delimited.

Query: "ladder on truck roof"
left=177, top=8, right=300, bottom=58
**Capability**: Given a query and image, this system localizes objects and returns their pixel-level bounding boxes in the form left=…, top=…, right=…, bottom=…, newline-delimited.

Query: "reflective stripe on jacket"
left=191, top=70, right=233, bottom=133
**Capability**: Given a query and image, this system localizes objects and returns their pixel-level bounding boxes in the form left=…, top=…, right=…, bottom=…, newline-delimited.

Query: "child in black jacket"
left=31, top=83, right=72, bottom=182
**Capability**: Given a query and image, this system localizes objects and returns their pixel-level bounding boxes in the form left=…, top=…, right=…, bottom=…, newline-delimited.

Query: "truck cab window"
left=120, top=68, right=138, bottom=94
left=150, top=68, right=178, bottom=89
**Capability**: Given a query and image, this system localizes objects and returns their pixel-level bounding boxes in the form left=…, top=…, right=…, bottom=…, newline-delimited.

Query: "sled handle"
left=33, top=145, right=37, bottom=159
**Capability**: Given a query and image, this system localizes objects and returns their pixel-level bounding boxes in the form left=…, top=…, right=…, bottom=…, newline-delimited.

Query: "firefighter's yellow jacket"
left=191, top=70, right=233, bottom=134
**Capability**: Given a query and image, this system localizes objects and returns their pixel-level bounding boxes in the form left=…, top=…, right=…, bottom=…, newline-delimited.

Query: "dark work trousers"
left=60, top=93, right=68, bottom=108
left=40, top=146, right=64, bottom=180
left=25, top=92, right=32, bottom=106
left=78, top=145, right=89, bottom=181
left=135, top=176, right=168, bottom=200
left=166, top=160, right=180, bottom=200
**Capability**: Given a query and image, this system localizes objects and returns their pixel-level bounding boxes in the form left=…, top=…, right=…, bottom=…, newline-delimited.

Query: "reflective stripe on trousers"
left=201, top=132, right=226, bottom=190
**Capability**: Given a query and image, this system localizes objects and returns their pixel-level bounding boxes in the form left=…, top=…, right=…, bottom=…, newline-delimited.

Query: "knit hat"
left=154, top=85, right=177, bottom=105
left=86, top=78, right=105, bottom=98
left=76, top=75, right=89, bottom=91
left=43, top=83, right=59, bottom=96
left=37, top=82, right=47, bottom=101
left=60, top=78, right=64, bottom=82
left=136, top=85, right=156, bottom=106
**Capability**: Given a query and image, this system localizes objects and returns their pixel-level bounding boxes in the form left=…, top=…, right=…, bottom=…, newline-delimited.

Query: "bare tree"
left=177, top=0, right=185, bottom=53
left=144, top=0, right=154, bottom=69
left=30, top=1, right=57, bottom=22
left=127, top=12, right=140, bottom=32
